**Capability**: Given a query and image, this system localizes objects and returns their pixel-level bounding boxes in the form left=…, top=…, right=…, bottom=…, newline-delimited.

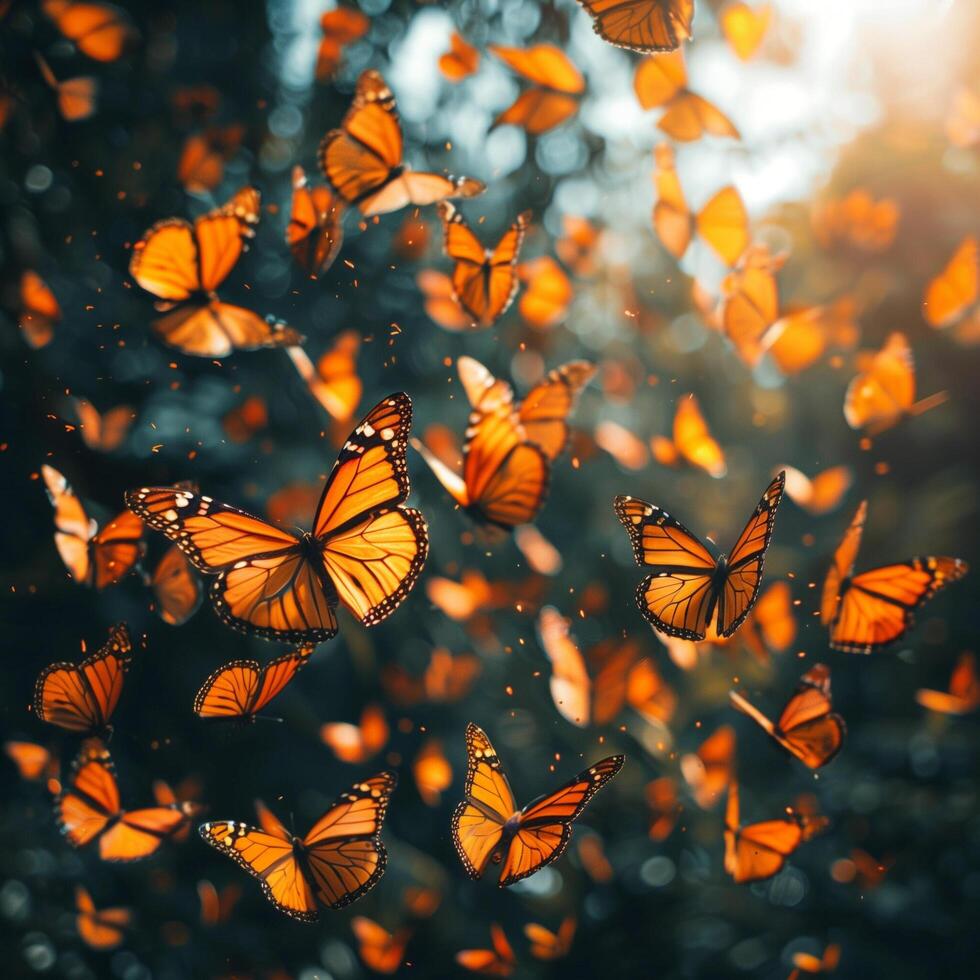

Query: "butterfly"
left=149, top=544, right=202, bottom=626
left=781, top=465, right=852, bottom=516
left=285, top=330, right=362, bottom=424
left=75, top=886, right=130, bottom=950
left=923, top=235, right=977, bottom=331
left=318, top=69, right=484, bottom=217
left=34, top=624, right=133, bottom=735
left=724, top=780, right=827, bottom=883
left=650, top=392, right=727, bottom=478
left=42, top=465, right=145, bottom=589
left=646, top=776, right=682, bottom=840
left=315, top=6, right=370, bottom=82
left=916, top=652, right=980, bottom=715
left=351, top=916, right=412, bottom=974
left=18, top=270, right=61, bottom=348
left=176, top=124, right=245, bottom=193
left=514, top=524, right=563, bottom=575
left=652, top=143, right=748, bottom=266
left=518, top=255, right=574, bottom=330
left=131, top=187, right=302, bottom=357
left=788, top=944, right=841, bottom=979
left=34, top=53, right=96, bottom=122
left=320, top=703, right=389, bottom=763
left=720, top=1, right=772, bottom=60
left=197, top=879, right=242, bottom=927
left=634, top=50, right=739, bottom=142
left=72, top=398, right=134, bottom=452
left=381, top=648, right=482, bottom=706
left=730, top=664, right=845, bottom=769
left=456, top=923, right=517, bottom=976
left=556, top=215, right=602, bottom=278
left=575, top=0, right=694, bottom=54
left=287, top=165, right=345, bottom=278
left=194, top=647, right=313, bottom=722
left=199, top=772, right=397, bottom=921
left=413, top=738, right=453, bottom=807
left=525, top=916, right=577, bottom=960
left=425, top=569, right=545, bottom=622
left=812, top=189, right=899, bottom=254
left=739, top=579, right=797, bottom=663
left=489, top=44, right=585, bottom=135
left=452, top=722, right=624, bottom=886
left=436, top=203, right=531, bottom=329
left=719, top=244, right=786, bottom=366
left=595, top=420, right=649, bottom=471
left=439, top=32, right=480, bottom=82
left=821, top=500, right=968, bottom=654
left=615, top=471, right=785, bottom=641
left=4, top=741, right=58, bottom=783
left=126, top=394, right=429, bottom=643
left=679, top=724, right=735, bottom=809
left=417, top=269, right=473, bottom=331
left=42, top=0, right=135, bottom=62
left=56, top=740, right=200, bottom=860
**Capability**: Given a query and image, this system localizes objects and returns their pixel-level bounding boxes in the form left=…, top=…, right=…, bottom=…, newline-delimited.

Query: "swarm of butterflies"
left=4, top=0, right=979, bottom=976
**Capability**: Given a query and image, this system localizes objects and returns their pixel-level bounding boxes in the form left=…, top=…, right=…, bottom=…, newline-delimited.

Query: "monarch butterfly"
left=194, top=647, right=313, bottom=722
left=126, top=394, right=429, bottom=644
left=315, top=7, right=370, bottom=82
left=923, top=235, right=977, bottom=330
left=42, top=465, right=145, bottom=589
left=652, top=143, right=748, bottom=267
left=72, top=398, right=134, bottom=452
left=781, top=465, right=852, bottom=516
left=720, top=1, right=772, bottom=60
left=56, top=740, right=200, bottom=860
left=34, top=624, right=133, bottom=736
left=723, top=780, right=827, bottom=883
left=719, top=244, right=785, bottom=367
left=197, top=879, right=242, bottom=927
left=381, top=647, right=482, bottom=706
left=615, top=471, right=785, bottom=640
left=75, top=886, right=131, bottom=950
left=679, top=724, right=735, bottom=809
left=4, top=741, right=58, bottom=783
left=285, top=330, right=362, bottom=424
left=320, top=703, right=389, bottom=763
left=820, top=501, right=968, bottom=654
left=130, top=187, right=302, bottom=357
left=456, top=923, right=516, bottom=976
left=730, top=664, right=846, bottom=769
left=199, top=772, right=397, bottom=921
left=19, top=270, right=61, bottom=348
left=436, top=203, right=531, bottom=329
left=575, top=0, right=693, bottom=54
left=595, top=420, right=649, bottom=471
left=646, top=776, right=681, bottom=841
left=525, top=916, right=577, bottom=960
left=351, top=916, right=412, bottom=974
left=634, top=50, right=739, bottom=142
left=650, top=392, right=727, bottom=478
left=149, top=542, right=202, bottom=626
left=318, top=69, right=484, bottom=217
left=518, top=255, right=574, bottom=330
left=176, top=124, right=245, bottom=193
left=452, top=722, right=624, bottom=886
left=439, top=31, right=480, bottom=82
left=417, top=269, right=473, bottom=331
left=287, top=165, right=345, bottom=278
left=489, top=44, right=584, bottom=135
left=413, top=738, right=453, bottom=807
left=34, top=53, right=97, bottom=122
left=916, top=652, right=980, bottom=715
left=42, top=0, right=135, bottom=62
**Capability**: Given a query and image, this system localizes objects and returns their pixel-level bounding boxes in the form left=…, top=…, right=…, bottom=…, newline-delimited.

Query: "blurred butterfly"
left=595, top=420, right=649, bottom=471
left=576, top=833, right=614, bottom=883
left=402, top=885, right=442, bottom=920
left=194, top=647, right=313, bottom=722
left=720, top=2, right=772, bottom=60
left=34, top=52, right=96, bottom=121
left=152, top=776, right=203, bottom=843
left=436, top=203, right=531, bottom=329
left=130, top=187, right=302, bottom=357
left=923, top=235, right=977, bottom=332
left=634, top=50, right=739, bottom=142
left=615, top=471, right=785, bottom=640
left=945, top=85, right=980, bottom=149
left=197, top=879, right=242, bottom=927
left=556, top=215, right=602, bottom=278
left=75, top=886, right=130, bottom=950
left=42, top=465, right=145, bottom=589
left=788, top=944, right=841, bottom=979
left=489, top=44, right=584, bottom=135
left=452, top=722, right=624, bottom=886
left=417, top=269, right=473, bottom=331
left=916, top=652, right=980, bottom=715
left=56, top=740, right=200, bottom=861
left=286, top=330, right=362, bottom=423
left=650, top=392, right=727, bottom=478
left=813, top=189, right=899, bottom=254
left=843, top=848, right=892, bottom=890
left=456, top=923, right=516, bottom=976
left=18, top=270, right=60, bottom=348
left=320, top=703, right=389, bottom=763
left=315, top=7, right=369, bottom=82
left=413, top=738, right=453, bottom=807
left=518, top=255, right=574, bottom=330
left=739, top=579, right=796, bottom=664
left=425, top=568, right=545, bottom=622
left=176, top=124, right=245, bottom=194
left=439, top=31, right=480, bottom=82
left=782, top=465, right=851, bottom=516
left=646, top=776, right=682, bottom=840
left=221, top=395, right=267, bottom=444
left=149, top=544, right=202, bottom=626
left=525, top=916, right=576, bottom=960
left=575, top=0, right=694, bottom=54
left=653, top=143, right=748, bottom=266
left=127, top=394, right=429, bottom=643
left=514, top=524, right=563, bottom=575
left=679, top=724, right=735, bottom=809
left=767, top=306, right=830, bottom=376
left=821, top=501, right=968, bottom=654
left=719, top=244, right=785, bottom=367
left=4, top=741, right=58, bottom=783
left=351, top=916, right=412, bottom=974
left=724, top=780, right=828, bottom=883
left=200, top=774, right=396, bottom=920
left=72, top=398, right=134, bottom=452
left=318, top=69, right=484, bottom=217
left=34, top=623, right=133, bottom=736
left=287, top=165, right=345, bottom=278
left=392, top=213, right=431, bottom=259
left=381, top=648, right=482, bottom=706
left=730, top=664, right=845, bottom=769
left=43, top=0, right=135, bottom=62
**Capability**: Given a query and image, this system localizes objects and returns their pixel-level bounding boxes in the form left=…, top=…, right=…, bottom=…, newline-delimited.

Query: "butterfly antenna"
left=909, top=390, right=948, bottom=416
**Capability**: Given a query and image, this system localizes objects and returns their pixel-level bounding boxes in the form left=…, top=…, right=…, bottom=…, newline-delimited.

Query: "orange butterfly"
left=152, top=776, right=203, bottom=843
left=194, top=647, right=313, bottom=722
left=923, top=235, right=977, bottom=331
left=287, top=165, right=345, bottom=278
left=176, top=124, right=245, bottom=193
left=767, top=306, right=828, bottom=376
left=813, top=189, right=898, bottom=253
left=514, top=524, right=563, bottom=575
left=634, top=50, right=739, bottom=142
left=916, top=652, right=980, bottom=715
left=149, top=544, right=202, bottom=626
left=127, top=394, right=429, bottom=643
left=351, top=916, right=412, bottom=974
left=730, top=664, right=845, bottom=769
left=724, top=780, right=827, bottom=883
left=452, top=723, right=624, bottom=886
left=650, top=392, right=727, bottom=478
left=318, top=69, right=484, bottom=217
left=821, top=501, right=968, bottom=654
left=425, top=568, right=545, bottom=622
left=719, top=244, right=785, bottom=366
left=739, top=579, right=797, bottom=664
left=575, top=0, right=693, bottom=53
left=75, top=886, right=130, bottom=950
left=43, top=0, right=135, bottom=62
left=652, top=143, right=748, bottom=266
left=381, top=648, right=482, bottom=706
left=439, top=32, right=480, bottom=82
left=199, top=773, right=397, bottom=921
left=781, top=465, right=852, bottom=516
left=56, top=740, right=200, bottom=861
left=197, top=879, right=242, bottom=927
left=679, top=724, right=735, bottom=809
left=456, top=923, right=516, bottom=976
left=595, top=420, right=649, bottom=471
left=34, top=624, right=133, bottom=735
left=130, top=187, right=302, bottom=357
left=576, top=833, right=614, bottom=883
left=4, top=741, right=58, bottom=783
left=720, top=2, right=772, bottom=60
left=518, top=255, right=574, bottom=330
left=72, top=398, right=134, bottom=452
left=34, top=53, right=96, bottom=122
left=646, top=776, right=682, bottom=840
left=285, top=330, right=362, bottom=423
left=556, top=215, right=602, bottom=278
left=489, top=44, right=584, bottom=135
left=413, top=738, right=453, bottom=806
left=417, top=269, right=473, bottom=331
left=320, top=704, right=389, bottom=763
left=436, top=203, right=531, bottom=329
left=615, top=472, right=785, bottom=640
left=315, top=7, right=370, bottom=82
left=789, top=944, right=840, bottom=979
left=18, top=270, right=61, bottom=348
left=945, top=84, right=980, bottom=149
left=42, top=465, right=145, bottom=589
left=525, top=916, right=576, bottom=960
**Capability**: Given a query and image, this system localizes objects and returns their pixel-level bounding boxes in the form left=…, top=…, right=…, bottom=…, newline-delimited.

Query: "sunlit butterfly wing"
left=519, top=360, right=596, bottom=461
left=439, top=32, right=480, bottom=82
left=525, top=916, right=577, bottom=960
left=724, top=781, right=808, bottom=883
left=720, top=1, right=772, bottom=60
left=923, top=236, right=977, bottom=329
left=75, top=886, right=130, bottom=950
left=4, top=741, right=56, bottom=782
left=286, top=330, right=361, bottom=422
left=320, top=703, right=389, bottom=763
left=680, top=724, right=735, bottom=809
left=287, top=165, right=344, bottom=277
left=916, top=652, right=980, bottom=714
left=351, top=916, right=412, bottom=974
left=194, top=647, right=312, bottom=720
left=576, top=0, right=694, bottom=53
left=456, top=923, right=516, bottom=976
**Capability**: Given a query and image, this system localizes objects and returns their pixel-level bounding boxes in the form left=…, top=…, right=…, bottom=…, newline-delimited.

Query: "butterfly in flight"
left=821, top=501, right=968, bottom=654
left=43, top=0, right=136, bottom=62
left=287, top=164, right=345, bottom=278
left=650, top=392, right=728, bottom=478
left=71, top=398, right=134, bottom=453
left=720, top=1, right=773, bottom=60
left=730, top=664, right=846, bottom=769
left=315, top=6, right=369, bottom=82
left=679, top=724, right=735, bottom=810
left=615, top=471, right=785, bottom=641
left=320, top=703, right=389, bottom=763
left=489, top=44, right=585, bottom=135
left=525, top=916, right=577, bottom=960
left=351, top=916, right=412, bottom=974
left=452, top=722, right=624, bottom=886
left=318, top=69, right=484, bottom=217
left=74, top=886, right=131, bottom=950
left=148, top=543, right=202, bottom=626
left=439, top=31, right=480, bottom=82
left=916, top=652, right=980, bottom=715
left=126, top=394, right=429, bottom=644
left=456, top=922, right=517, bottom=976
left=18, top=270, right=60, bottom=348
left=199, top=772, right=397, bottom=921
left=575, top=0, right=694, bottom=54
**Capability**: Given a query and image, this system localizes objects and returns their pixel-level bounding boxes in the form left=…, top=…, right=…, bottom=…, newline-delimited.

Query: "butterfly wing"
left=723, top=781, right=803, bottom=884
left=151, top=544, right=202, bottom=626
left=90, top=510, right=144, bottom=589
left=518, top=360, right=596, bottom=461
left=772, top=664, right=845, bottom=768
left=55, top=740, right=120, bottom=848
left=820, top=500, right=866, bottom=627
left=195, top=649, right=310, bottom=720
left=287, top=166, right=345, bottom=277
left=924, top=236, right=977, bottom=328
left=578, top=0, right=694, bottom=54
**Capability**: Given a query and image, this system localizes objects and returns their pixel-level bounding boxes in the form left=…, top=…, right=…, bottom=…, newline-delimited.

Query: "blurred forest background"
left=1, top=0, right=979, bottom=978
